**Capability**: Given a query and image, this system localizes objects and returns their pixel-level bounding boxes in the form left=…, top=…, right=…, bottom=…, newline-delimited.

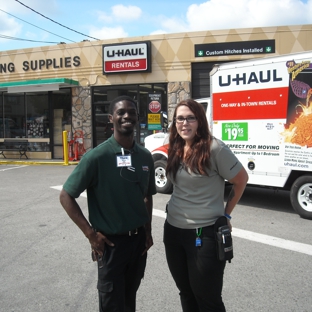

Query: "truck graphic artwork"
left=283, top=61, right=312, bottom=147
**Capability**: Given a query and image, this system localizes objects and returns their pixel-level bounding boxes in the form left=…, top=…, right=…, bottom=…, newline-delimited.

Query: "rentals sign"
left=103, top=41, right=151, bottom=74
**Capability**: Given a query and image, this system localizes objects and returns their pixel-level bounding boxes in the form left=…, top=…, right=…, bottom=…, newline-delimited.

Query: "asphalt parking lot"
left=1, top=164, right=312, bottom=312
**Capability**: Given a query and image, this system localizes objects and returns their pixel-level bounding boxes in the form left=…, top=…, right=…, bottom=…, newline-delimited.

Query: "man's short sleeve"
left=63, top=156, right=97, bottom=198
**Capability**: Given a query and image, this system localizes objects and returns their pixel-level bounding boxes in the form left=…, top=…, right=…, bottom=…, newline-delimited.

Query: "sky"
left=0, top=0, right=311, bottom=51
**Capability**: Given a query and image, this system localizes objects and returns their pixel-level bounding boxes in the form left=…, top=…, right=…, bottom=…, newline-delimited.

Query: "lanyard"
left=195, top=228, right=202, bottom=247
left=196, top=228, right=202, bottom=237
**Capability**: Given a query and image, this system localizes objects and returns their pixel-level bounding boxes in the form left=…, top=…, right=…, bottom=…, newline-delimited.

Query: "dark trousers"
left=97, top=228, right=147, bottom=312
left=163, top=220, right=226, bottom=312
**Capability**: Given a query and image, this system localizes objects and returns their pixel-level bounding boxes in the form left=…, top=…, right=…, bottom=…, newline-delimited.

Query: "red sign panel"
left=213, top=87, right=289, bottom=121
left=104, top=59, right=147, bottom=72
left=149, top=101, right=161, bottom=113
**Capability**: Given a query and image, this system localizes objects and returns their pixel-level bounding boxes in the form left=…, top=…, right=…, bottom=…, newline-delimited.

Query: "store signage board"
left=103, top=41, right=151, bottom=74
left=148, top=124, right=162, bottom=130
left=148, top=113, right=161, bottom=124
left=195, top=39, right=275, bottom=57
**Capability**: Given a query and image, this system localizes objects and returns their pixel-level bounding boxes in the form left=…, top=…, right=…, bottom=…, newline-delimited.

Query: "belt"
left=109, top=226, right=144, bottom=236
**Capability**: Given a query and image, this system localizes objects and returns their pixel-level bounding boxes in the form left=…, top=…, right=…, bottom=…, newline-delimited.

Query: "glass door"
left=51, top=89, right=71, bottom=159
left=93, top=102, right=112, bottom=146
left=92, top=84, right=167, bottom=147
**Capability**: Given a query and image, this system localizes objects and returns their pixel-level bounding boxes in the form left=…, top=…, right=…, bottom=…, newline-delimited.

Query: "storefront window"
left=0, top=89, right=71, bottom=157
left=94, top=104, right=112, bottom=146
left=2, top=93, right=25, bottom=138
left=0, top=94, right=3, bottom=137
left=26, top=93, right=49, bottom=138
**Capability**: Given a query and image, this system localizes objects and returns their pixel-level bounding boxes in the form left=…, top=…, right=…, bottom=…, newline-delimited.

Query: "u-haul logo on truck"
left=219, top=69, right=282, bottom=87
left=213, top=62, right=289, bottom=93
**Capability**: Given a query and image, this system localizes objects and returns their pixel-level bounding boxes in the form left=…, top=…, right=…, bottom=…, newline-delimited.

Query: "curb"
left=0, top=160, right=79, bottom=166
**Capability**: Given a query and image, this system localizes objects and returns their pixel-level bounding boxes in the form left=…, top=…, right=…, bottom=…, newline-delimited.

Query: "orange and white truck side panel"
left=210, top=52, right=312, bottom=188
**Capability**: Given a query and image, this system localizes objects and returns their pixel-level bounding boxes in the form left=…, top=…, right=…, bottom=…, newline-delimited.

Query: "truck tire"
left=290, top=175, right=312, bottom=220
left=154, top=159, right=173, bottom=194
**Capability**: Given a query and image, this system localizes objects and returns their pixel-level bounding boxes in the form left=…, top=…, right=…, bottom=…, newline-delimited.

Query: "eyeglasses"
left=174, top=116, right=197, bottom=124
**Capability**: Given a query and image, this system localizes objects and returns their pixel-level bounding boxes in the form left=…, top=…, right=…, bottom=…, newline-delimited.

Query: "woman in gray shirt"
left=164, top=99, right=248, bottom=312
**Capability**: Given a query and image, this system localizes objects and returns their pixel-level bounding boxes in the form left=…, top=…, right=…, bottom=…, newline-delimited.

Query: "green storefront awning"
left=0, top=78, right=79, bottom=93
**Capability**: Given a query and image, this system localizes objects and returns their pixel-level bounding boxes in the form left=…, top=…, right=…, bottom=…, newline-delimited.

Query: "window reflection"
left=1, top=94, right=25, bottom=138
left=26, top=93, right=49, bottom=138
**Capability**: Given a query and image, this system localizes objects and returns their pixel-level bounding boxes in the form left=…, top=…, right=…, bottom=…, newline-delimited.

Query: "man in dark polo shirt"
left=60, top=95, right=156, bottom=312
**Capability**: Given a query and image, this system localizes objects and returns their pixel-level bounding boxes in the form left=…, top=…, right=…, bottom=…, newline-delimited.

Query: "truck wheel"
left=154, top=159, right=173, bottom=194
left=290, top=175, right=312, bottom=220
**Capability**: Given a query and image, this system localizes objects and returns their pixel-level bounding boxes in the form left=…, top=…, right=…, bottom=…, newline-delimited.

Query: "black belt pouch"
left=214, top=216, right=233, bottom=263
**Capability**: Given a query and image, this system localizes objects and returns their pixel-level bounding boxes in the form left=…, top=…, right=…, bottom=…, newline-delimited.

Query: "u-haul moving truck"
left=144, top=51, right=312, bottom=220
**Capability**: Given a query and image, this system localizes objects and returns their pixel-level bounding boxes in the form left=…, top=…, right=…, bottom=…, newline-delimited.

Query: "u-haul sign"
left=103, top=41, right=151, bottom=74
left=212, top=59, right=312, bottom=121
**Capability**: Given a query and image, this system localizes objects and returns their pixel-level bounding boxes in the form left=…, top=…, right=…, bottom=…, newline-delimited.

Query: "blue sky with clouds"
left=0, top=0, right=311, bottom=51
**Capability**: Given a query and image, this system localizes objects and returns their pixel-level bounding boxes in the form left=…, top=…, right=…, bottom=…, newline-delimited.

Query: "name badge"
left=117, top=155, right=132, bottom=167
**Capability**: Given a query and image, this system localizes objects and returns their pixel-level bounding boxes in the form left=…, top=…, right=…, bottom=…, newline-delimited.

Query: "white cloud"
left=150, top=29, right=168, bottom=36
left=158, top=16, right=189, bottom=33
left=0, top=0, right=60, bottom=43
left=0, top=0, right=59, bottom=16
left=97, top=11, right=113, bottom=24
left=1, top=0, right=311, bottom=49
left=144, top=0, right=312, bottom=35
left=92, top=4, right=142, bottom=39
left=0, top=11, right=22, bottom=38
left=97, top=5, right=142, bottom=23
left=0, top=0, right=27, bottom=14
left=111, top=5, right=142, bottom=21
left=24, top=31, right=37, bottom=39
left=150, top=0, right=312, bottom=34
left=89, top=26, right=128, bottom=40
left=185, top=0, right=312, bottom=31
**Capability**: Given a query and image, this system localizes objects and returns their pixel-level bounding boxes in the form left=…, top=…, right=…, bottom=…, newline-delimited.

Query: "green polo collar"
left=108, top=135, right=139, bottom=154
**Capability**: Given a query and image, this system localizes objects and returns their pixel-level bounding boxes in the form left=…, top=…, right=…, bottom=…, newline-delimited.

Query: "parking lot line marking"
left=51, top=186, right=312, bottom=256
left=153, top=209, right=166, bottom=219
left=51, top=185, right=63, bottom=191
left=51, top=185, right=87, bottom=197
left=0, top=165, right=28, bottom=171
left=152, top=209, right=312, bottom=256
left=232, top=228, right=312, bottom=256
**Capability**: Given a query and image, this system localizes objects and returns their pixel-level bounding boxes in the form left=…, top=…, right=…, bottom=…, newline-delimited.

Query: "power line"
left=0, top=8, right=75, bottom=43
left=0, top=34, right=60, bottom=44
left=1, top=2, right=104, bottom=86
left=15, top=0, right=100, bottom=41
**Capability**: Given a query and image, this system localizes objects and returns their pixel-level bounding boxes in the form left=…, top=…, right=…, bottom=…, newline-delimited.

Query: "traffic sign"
left=149, top=101, right=161, bottom=113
